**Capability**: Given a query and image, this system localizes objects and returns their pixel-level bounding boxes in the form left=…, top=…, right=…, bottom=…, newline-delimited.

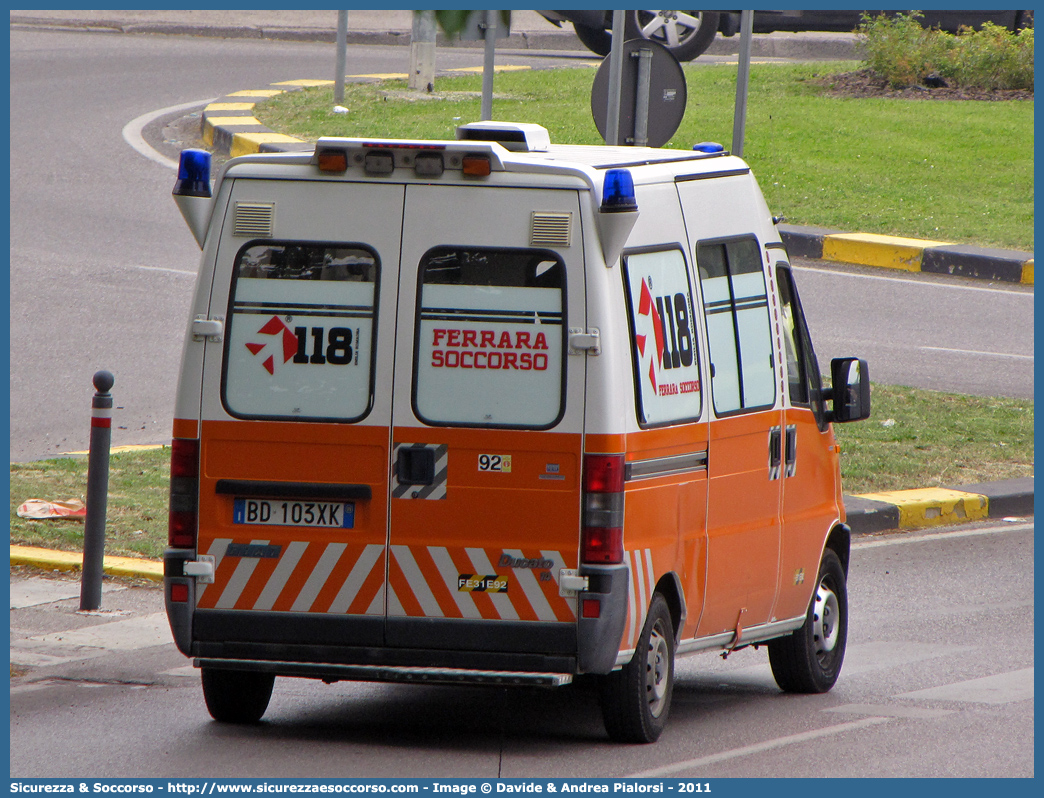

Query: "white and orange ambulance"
left=165, top=121, right=870, bottom=743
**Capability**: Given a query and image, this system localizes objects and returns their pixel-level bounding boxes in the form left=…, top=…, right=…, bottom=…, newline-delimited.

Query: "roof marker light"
left=461, top=154, right=492, bottom=177
left=173, top=149, right=211, bottom=198
left=317, top=148, right=348, bottom=172
left=600, top=168, right=637, bottom=213
left=692, top=142, right=725, bottom=153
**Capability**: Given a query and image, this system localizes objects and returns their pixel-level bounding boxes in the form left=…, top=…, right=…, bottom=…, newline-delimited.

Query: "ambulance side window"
left=776, top=264, right=828, bottom=429
left=414, top=246, right=566, bottom=429
left=696, top=236, right=776, bottom=416
left=622, top=247, right=702, bottom=427
left=221, top=241, right=379, bottom=422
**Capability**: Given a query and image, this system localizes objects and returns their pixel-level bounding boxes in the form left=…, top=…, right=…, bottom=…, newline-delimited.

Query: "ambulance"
left=165, top=121, right=870, bottom=743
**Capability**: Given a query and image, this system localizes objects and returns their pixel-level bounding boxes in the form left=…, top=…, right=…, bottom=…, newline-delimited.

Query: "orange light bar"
left=317, top=149, right=348, bottom=172
left=461, top=154, right=492, bottom=177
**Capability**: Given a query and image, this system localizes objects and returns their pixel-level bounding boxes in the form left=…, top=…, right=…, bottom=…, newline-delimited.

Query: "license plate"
left=233, top=498, right=355, bottom=529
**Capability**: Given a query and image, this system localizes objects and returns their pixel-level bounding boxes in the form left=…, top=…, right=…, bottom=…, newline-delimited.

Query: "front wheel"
left=201, top=667, right=275, bottom=723
left=600, top=593, right=675, bottom=743
left=624, top=11, right=721, bottom=61
left=768, top=548, right=848, bottom=693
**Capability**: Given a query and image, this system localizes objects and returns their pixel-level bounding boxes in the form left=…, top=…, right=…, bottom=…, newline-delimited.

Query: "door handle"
left=784, top=425, right=797, bottom=478
left=769, top=427, right=782, bottom=480
left=396, top=446, right=436, bottom=486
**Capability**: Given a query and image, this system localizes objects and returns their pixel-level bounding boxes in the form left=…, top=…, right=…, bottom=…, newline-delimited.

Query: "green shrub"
left=858, top=12, right=1034, bottom=90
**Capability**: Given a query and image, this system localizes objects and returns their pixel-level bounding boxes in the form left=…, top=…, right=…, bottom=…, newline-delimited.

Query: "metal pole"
left=732, top=10, right=754, bottom=157
left=632, top=47, right=653, bottom=147
left=605, top=10, right=626, bottom=145
left=334, top=11, right=348, bottom=105
left=80, top=371, right=114, bottom=611
left=480, top=9, right=497, bottom=120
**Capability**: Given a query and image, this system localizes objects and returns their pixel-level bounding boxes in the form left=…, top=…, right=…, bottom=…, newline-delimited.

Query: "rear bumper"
left=165, top=551, right=629, bottom=676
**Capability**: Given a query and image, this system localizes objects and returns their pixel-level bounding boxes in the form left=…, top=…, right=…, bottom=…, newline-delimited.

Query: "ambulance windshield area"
left=414, top=246, right=566, bottom=429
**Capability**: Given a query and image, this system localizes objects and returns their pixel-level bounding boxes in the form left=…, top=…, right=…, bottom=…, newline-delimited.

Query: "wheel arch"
left=654, top=572, right=686, bottom=644
left=825, top=522, right=852, bottom=576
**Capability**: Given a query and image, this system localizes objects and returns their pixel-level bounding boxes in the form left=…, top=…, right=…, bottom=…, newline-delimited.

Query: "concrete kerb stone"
left=779, top=226, right=1033, bottom=285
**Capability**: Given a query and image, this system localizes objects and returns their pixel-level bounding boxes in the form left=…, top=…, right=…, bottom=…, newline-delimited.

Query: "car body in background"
left=537, top=9, right=1034, bottom=61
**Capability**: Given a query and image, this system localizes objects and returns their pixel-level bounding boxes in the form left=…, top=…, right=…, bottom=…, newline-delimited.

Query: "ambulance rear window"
left=413, top=246, right=565, bottom=429
left=222, top=241, right=379, bottom=422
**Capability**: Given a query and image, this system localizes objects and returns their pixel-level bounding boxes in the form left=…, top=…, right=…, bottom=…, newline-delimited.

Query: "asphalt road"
left=8, top=27, right=1034, bottom=464
left=9, top=520, right=1034, bottom=777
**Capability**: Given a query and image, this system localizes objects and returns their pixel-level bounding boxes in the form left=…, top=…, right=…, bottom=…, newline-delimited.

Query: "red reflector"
left=584, top=454, right=625, bottom=493
left=170, top=583, right=189, bottom=603
left=317, top=149, right=348, bottom=172
left=582, top=527, right=624, bottom=564
left=582, top=598, right=601, bottom=619
left=461, top=154, right=491, bottom=176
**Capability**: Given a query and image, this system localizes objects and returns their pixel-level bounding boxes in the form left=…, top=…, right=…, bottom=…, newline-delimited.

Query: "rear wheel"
left=768, top=548, right=848, bottom=693
left=624, top=11, right=721, bottom=61
left=201, top=667, right=275, bottom=723
left=600, top=594, right=675, bottom=743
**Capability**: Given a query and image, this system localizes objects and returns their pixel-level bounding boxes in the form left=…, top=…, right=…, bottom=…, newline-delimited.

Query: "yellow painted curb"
left=822, top=233, right=953, bottom=273
left=204, top=102, right=256, bottom=112
left=10, top=545, right=163, bottom=581
left=230, top=132, right=306, bottom=158
left=274, top=79, right=335, bottom=87
left=855, top=488, right=988, bottom=529
left=227, top=89, right=285, bottom=98
left=1022, top=259, right=1034, bottom=285
left=204, top=115, right=263, bottom=128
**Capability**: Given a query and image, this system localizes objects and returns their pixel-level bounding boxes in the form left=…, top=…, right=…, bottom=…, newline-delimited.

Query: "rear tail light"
left=168, top=438, right=199, bottom=549
left=581, top=454, right=625, bottom=564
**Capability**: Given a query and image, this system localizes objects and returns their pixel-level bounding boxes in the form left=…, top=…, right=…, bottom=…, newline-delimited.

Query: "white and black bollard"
left=80, top=371, right=114, bottom=611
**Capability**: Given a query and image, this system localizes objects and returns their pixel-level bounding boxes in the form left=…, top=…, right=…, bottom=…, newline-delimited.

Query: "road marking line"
left=896, top=667, right=1034, bottom=705
left=122, top=97, right=216, bottom=169
left=793, top=264, right=1033, bottom=296
left=823, top=703, right=955, bottom=719
left=853, top=523, right=1033, bottom=549
left=629, top=716, right=891, bottom=777
left=921, top=345, right=1034, bottom=360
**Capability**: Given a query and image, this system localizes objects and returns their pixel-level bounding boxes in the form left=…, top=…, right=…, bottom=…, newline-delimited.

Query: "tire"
left=201, top=667, right=275, bottom=723
left=768, top=549, right=848, bottom=693
left=624, top=11, right=721, bottom=62
left=600, top=594, right=675, bottom=743
left=572, top=21, right=613, bottom=57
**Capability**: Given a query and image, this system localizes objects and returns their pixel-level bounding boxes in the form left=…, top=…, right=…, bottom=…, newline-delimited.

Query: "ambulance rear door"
left=192, top=177, right=403, bottom=652
left=386, top=182, right=587, bottom=663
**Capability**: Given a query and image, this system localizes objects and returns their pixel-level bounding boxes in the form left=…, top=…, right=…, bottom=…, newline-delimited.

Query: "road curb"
left=10, top=480, right=1032, bottom=581
left=844, top=479, right=1034, bottom=535
left=779, top=225, right=1034, bottom=285
left=10, top=545, right=164, bottom=581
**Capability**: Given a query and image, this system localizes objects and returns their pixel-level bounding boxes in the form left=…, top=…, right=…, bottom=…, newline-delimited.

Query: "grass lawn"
left=255, top=61, right=1033, bottom=251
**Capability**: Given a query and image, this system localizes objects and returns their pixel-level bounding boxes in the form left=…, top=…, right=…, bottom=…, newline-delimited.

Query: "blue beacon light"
left=601, top=168, right=638, bottom=213
left=173, top=149, right=212, bottom=198
left=692, top=142, right=725, bottom=153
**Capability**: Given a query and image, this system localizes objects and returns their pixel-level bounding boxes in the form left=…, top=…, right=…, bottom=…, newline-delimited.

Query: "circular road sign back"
left=591, top=39, right=687, bottom=148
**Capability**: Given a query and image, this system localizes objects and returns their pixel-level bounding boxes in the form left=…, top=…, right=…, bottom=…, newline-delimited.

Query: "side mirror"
left=829, top=357, right=871, bottom=423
